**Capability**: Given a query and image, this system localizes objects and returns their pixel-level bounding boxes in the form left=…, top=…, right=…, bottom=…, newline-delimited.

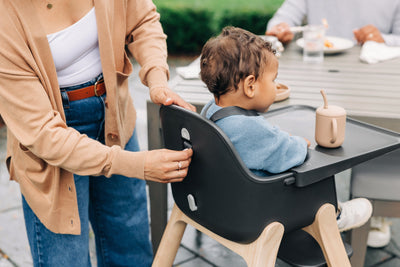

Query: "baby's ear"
left=243, top=75, right=256, bottom=98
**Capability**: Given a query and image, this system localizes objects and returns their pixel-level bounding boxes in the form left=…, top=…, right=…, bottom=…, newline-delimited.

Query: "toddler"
left=200, top=26, right=372, bottom=232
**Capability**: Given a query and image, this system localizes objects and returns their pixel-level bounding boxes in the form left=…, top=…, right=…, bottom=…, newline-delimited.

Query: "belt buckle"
left=94, top=78, right=104, bottom=97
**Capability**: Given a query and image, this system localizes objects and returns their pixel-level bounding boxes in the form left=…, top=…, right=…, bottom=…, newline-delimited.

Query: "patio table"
left=147, top=42, right=400, bottom=252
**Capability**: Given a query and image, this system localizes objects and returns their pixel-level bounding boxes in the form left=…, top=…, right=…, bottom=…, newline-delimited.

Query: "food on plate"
left=324, top=39, right=334, bottom=48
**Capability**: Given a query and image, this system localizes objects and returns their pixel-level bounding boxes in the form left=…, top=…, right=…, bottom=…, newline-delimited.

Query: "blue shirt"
left=201, top=101, right=308, bottom=176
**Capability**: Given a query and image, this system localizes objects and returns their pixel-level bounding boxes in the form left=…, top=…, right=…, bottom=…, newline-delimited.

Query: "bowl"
left=275, top=83, right=291, bottom=102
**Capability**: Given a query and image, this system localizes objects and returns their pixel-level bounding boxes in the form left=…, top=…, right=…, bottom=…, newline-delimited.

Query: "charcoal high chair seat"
left=152, top=105, right=352, bottom=267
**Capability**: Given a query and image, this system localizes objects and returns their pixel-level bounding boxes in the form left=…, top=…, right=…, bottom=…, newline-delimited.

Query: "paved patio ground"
left=1, top=56, right=400, bottom=267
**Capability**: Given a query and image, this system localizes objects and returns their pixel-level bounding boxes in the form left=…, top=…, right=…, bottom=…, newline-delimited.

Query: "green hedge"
left=158, top=7, right=214, bottom=54
left=156, top=5, right=277, bottom=55
left=216, top=9, right=274, bottom=37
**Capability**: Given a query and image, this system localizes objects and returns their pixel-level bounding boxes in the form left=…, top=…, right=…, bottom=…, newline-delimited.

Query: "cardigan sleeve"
left=0, top=6, right=146, bottom=180
left=125, top=0, right=169, bottom=90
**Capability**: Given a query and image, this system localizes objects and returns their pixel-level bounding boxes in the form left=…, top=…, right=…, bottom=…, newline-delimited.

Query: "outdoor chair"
left=152, top=104, right=352, bottom=267
left=348, top=149, right=400, bottom=267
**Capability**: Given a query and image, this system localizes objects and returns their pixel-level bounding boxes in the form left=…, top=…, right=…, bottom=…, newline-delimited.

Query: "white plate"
left=296, top=36, right=354, bottom=54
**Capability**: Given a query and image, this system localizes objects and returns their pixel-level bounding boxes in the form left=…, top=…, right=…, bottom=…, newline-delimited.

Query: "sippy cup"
left=315, top=90, right=346, bottom=148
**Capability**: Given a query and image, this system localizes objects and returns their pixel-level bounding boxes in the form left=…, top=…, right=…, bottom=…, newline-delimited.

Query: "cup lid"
left=317, top=105, right=346, bottom=117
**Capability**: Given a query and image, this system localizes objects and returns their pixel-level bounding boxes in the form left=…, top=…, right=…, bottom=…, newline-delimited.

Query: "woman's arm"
left=124, top=0, right=195, bottom=111
left=0, top=4, right=192, bottom=182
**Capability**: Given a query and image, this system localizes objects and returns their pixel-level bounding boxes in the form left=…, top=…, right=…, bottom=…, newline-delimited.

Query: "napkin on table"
left=360, top=41, right=400, bottom=64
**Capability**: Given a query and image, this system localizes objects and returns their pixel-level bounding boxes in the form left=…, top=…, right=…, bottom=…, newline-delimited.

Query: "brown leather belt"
left=66, top=79, right=106, bottom=101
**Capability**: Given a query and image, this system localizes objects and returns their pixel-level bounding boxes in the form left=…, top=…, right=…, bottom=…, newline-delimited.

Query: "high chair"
left=152, top=104, right=353, bottom=267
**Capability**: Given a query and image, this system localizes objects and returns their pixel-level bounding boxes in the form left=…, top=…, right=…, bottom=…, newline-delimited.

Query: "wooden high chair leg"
left=239, top=222, right=284, bottom=267
left=152, top=204, right=187, bottom=267
left=153, top=204, right=284, bottom=267
left=302, top=203, right=351, bottom=267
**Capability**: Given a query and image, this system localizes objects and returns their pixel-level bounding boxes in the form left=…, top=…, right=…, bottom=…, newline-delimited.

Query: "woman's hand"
left=353, top=25, right=385, bottom=44
left=150, top=86, right=196, bottom=112
left=144, top=148, right=193, bottom=183
left=266, top=22, right=294, bottom=44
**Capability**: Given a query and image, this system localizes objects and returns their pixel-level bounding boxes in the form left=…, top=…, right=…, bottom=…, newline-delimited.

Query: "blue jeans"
left=22, top=74, right=153, bottom=267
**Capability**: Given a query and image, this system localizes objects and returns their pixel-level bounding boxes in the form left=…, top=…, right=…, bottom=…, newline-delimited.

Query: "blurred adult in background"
left=266, top=0, right=400, bottom=46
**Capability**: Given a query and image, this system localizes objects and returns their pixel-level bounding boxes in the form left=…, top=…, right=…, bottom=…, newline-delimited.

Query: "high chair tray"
left=264, top=105, right=400, bottom=187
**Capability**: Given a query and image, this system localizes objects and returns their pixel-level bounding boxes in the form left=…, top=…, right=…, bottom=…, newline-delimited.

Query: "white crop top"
left=47, top=7, right=102, bottom=87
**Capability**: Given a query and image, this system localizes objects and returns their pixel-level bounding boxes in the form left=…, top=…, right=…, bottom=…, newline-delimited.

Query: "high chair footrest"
left=278, top=229, right=353, bottom=267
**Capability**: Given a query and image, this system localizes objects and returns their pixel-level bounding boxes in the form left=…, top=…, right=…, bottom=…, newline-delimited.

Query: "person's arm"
left=382, top=4, right=400, bottom=46
left=354, top=25, right=400, bottom=46
left=125, top=0, right=195, bottom=111
left=0, top=5, right=192, bottom=183
left=353, top=3, right=400, bottom=46
left=265, top=0, right=307, bottom=43
left=381, top=33, right=400, bottom=46
left=254, top=124, right=308, bottom=174
left=267, top=0, right=307, bottom=30
left=219, top=116, right=308, bottom=174
left=353, top=25, right=385, bottom=44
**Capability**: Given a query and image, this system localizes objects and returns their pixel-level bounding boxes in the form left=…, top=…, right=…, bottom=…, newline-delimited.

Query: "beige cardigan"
left=0, top=0, right=169, bottom=234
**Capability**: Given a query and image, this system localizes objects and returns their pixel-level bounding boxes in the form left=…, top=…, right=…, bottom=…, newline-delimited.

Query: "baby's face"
left=250, top=56, right=278, bottom=113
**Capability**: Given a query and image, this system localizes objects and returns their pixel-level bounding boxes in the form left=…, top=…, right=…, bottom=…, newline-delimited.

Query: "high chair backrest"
left=160, top=104, right=337, bottom=243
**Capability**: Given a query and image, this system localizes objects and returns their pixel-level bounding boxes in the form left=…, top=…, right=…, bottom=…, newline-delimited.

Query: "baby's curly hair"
left=200, top=26, right=276, bottom=100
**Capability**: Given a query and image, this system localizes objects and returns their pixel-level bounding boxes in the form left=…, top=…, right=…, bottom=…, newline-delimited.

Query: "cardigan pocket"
left=12, top=144, right=48, bottom=189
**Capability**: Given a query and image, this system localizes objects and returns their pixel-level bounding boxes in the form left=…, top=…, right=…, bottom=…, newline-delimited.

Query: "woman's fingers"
left=143, top=148, right=193, bottom=183
left=165, top=147, right=193, bottom=162
left=150, top=87, right=196, bottom=112
left=146, top=166, right=190, bottom=184
left=157, top=167, right=191, bottom=183
left=163, top=92, right=196, bottom=112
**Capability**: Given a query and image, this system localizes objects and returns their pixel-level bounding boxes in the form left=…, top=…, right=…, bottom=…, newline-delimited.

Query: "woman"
left=0, top=0, right=194, bottom=266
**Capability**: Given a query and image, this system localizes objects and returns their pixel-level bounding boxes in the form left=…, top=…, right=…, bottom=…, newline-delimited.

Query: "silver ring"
left=368, top=33, right=374, bottom=38
left=178, top=161, right=182, bottom=171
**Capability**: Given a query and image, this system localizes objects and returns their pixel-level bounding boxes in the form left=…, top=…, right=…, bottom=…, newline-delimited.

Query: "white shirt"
left=267, top=0, right=400, bottom=46
left=47, top=7, right=102, bottom=87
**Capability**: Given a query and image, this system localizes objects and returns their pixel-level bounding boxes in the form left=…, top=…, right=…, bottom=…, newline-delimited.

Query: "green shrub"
left=216, top=8, right=274, bottom=36
left=154, top=0, right=283, bottom=12
left=155, top=2, right=280, bottom=54
left=158, top=7, right=214, bottom=55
